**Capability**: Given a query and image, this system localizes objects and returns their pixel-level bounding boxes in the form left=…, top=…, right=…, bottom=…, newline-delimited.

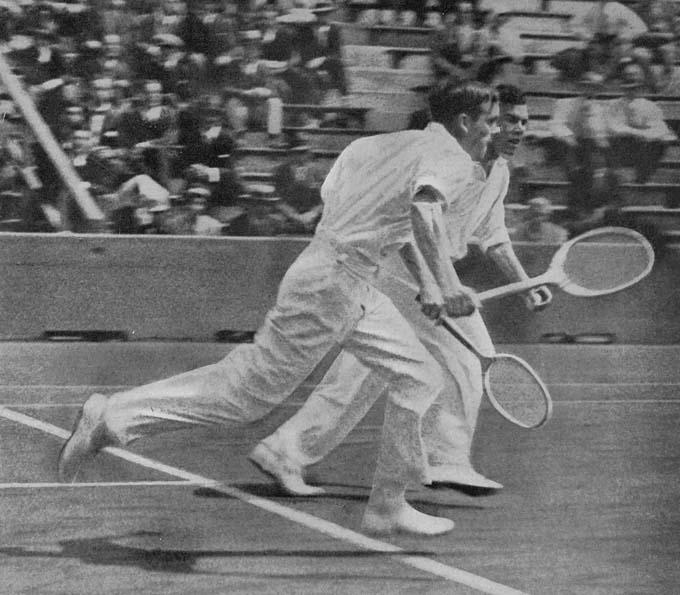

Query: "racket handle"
left=478, top=274, right=553, bottom=302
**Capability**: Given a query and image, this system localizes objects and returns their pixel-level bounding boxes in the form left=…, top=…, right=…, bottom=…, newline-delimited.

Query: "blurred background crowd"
left=0, top=0, right=679, bottom=241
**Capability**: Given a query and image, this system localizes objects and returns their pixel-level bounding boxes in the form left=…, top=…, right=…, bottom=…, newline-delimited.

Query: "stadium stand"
left=0, top=0, right=679, bottom=242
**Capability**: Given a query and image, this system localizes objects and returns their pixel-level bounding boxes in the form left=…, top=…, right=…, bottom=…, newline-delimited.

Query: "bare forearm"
left=411, top=199, right=459, bottom=295
left=399, top=242, right=442, bottom=302
left=487, top=241, right=530, bottom=282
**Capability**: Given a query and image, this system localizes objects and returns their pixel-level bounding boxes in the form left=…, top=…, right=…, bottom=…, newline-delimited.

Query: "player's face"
left=466, top=100, right=500, bottom=162
left=492, top=103, right=529, bottom=159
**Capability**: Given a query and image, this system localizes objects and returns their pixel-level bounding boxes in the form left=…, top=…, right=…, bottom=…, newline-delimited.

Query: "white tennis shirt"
left=317, top=122, right=476, bottom=265
left=447, top=156, right=512, bottom=260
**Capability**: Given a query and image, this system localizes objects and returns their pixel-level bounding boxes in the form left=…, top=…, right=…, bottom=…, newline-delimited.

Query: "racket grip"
left=478, top=275, right=552, bottom=302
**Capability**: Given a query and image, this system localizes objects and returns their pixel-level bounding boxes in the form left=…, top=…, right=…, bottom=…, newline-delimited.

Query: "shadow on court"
left=195, top=483, right=488, bottom=510
left=0, top=532, right=436, bottom=578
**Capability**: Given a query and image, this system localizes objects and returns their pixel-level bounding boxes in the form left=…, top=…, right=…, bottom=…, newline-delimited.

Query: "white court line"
left=4, top=399, right=680, bottom=409
left=556, top=399, right=680, bottom=405
left=0, top=480, right=198, bottom=489
left=0, top=405, right=528, bottom=595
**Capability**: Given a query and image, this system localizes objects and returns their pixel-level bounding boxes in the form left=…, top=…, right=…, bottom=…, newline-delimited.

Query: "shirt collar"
left=425, top=121, right=471, bottom=161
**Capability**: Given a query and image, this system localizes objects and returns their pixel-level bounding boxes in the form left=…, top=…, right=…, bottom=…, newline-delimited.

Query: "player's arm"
left=411, top=187, right=479, bottom=319
left=487, top=241, right=552, bottom=311
left=399, top=241, right=443, bottom=320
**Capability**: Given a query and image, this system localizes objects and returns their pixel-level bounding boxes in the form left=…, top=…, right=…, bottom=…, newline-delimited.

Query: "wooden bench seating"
left=522, top=179, right=680, bottom=205
left=333, top=21, right=434, bottom=48
left=283, top=104, right=371, bottom=127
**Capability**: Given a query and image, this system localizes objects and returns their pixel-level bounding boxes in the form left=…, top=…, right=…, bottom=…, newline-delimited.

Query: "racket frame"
left=439, top=318, right=553, bottom=429
left=478, top=226, right=655, bottom=301
left=482, top=352, right=553, bottom=429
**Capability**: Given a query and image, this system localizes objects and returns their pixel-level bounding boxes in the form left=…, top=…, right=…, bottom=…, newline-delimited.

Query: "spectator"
left=88, top=77, right=119, bottom=144
left=272, top=145, right=323, bottom=234
left=633, top=0, right=677, bottom=85
left=186, top=161, right=244, bottom=215
left=606, top=59, right=677, bottom=183
left=101, top=33, right=132, bottom=80
left=512, top=197, right=568, bottom=243
left=430, top=12, right=466, bottom=85
left=546, top=79, right=620, bottom=232
left=546, top=79, right=610, bottom=180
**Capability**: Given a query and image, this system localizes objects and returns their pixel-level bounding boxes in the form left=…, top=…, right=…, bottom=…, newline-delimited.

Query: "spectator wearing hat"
left=27, top=28, right=65, bottom=85
left=76, top=39, right=106, bottom=80
left=512, top=197, right=568, bottom=243
left=547, top=78, right=609, bottom=179
left=632, top=0, right=677, bottom=86
left=177, top=1, right=213, bottom=58
left=51, top=2, right=103, bottom=45
left=272, top=145, right=323, bottom=234
left=188, top=185, right=226, bottom=236
left=148, top=33, right=195, bottom=94
left=155, top=184, right=222, bottom=235
left=605, top=59, right=677, bottom=183
left=69, top=129, right=101, bottom=183
left=87, top=78, right=118, bottom=143
left=136, top=79, right=177, bottom=143
left=101, top=34, right=132, bottom=80
left=100, top=0, right=134, bottom=40
left=186, top=161, right=244, bottom=215
left=197, top=107, right=237, bottom=167
left=265, top=9, right=325, bottom=105
left=63, top=105, right=86, bottom=137
left=32, top=77, right=70, bottom=143
left=430, top=12, right=467, bottom=85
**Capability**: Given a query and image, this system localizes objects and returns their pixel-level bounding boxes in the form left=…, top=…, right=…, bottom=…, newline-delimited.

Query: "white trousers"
left=259, top=255, right=494, bottom=475
left=103, top=239, right=445, bottom=486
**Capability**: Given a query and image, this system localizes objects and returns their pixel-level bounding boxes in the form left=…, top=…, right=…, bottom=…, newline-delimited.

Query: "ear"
left=453, top=112, right=469, bottom=137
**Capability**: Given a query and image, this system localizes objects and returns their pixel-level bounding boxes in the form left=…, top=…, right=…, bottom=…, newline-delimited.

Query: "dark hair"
left=496, top=84, right=526, bottom=106
left=428, top=80, right=497, bottom=125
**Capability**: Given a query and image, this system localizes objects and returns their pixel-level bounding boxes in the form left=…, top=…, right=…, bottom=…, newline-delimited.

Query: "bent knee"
left=392, top=357, right=444, bottom=409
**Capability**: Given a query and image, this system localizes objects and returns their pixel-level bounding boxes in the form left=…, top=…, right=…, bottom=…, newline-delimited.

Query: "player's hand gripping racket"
left=478, top=226, right=655, bottom=301
left=439, top=317, right=553, bottom=429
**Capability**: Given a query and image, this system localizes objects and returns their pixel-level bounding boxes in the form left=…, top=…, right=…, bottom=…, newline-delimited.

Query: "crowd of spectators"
left=543, top=58, right=677, bottom=238
left=549, top=0, right=680, bottom=93
left=1, top=0, right=679, bottom=243
left=0, top=0, right=346, bottom=234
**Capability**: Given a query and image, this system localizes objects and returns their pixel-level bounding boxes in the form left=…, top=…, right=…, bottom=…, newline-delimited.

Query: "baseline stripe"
left=0, top=480, right=198, bottom=489
left=0, top=405, right=528, bottom=595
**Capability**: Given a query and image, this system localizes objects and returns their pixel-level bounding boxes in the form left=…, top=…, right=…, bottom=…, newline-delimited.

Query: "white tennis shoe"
left=361, top=501, right=455, bottom=536
left=58, top=393, right=112, bottom=483
left=248, top=443, right=325, bottom=496
left=426, top=464, right=503, bottom=490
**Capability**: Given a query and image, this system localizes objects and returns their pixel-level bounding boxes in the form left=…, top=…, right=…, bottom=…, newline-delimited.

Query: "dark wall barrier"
left=0, top=233, right=678, bottom=343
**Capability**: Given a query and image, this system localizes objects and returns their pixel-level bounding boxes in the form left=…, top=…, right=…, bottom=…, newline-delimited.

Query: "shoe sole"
left=361, top=517, right=455, bottom=536
left=427, top=480, right=502, bottom=497
left=58, top=394, right=107, bottom=483
left=58, top=407, right=85, bottom=481
left=248, top=450, right=325, bottom=497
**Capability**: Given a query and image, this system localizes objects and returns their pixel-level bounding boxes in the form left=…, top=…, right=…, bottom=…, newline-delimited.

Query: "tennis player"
left=249, top=84, right=553, bottom=496
left=59, top=80, right=498, bottom=536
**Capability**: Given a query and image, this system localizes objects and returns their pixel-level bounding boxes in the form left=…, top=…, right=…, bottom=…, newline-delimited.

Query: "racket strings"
left=486, top=357, right=550, bottom=429
left=562, top=232, right=653, bottom=294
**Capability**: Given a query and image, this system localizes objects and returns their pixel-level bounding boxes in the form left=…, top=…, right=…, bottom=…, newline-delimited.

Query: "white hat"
left=276, top=8, right=317, bottom=24
left=93, top=77, right=114, bottom=89
left=152, top=33, right=184, bottom=47
left=242, top=29, right=262, bottom=41
left=187, top=186, right=211, bottom=197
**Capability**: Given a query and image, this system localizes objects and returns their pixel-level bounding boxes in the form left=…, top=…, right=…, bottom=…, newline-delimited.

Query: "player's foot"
left=361, top=501, right=455, bottom=536
left=58, top=393, right=113, bottom=483
left=426, top=464, right=503, bottom=491
left=248, top=443, right=325, bottom=496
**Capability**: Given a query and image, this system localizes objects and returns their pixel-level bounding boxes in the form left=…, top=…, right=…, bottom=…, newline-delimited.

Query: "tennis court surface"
left=1, top=341, right=679, bottom=595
